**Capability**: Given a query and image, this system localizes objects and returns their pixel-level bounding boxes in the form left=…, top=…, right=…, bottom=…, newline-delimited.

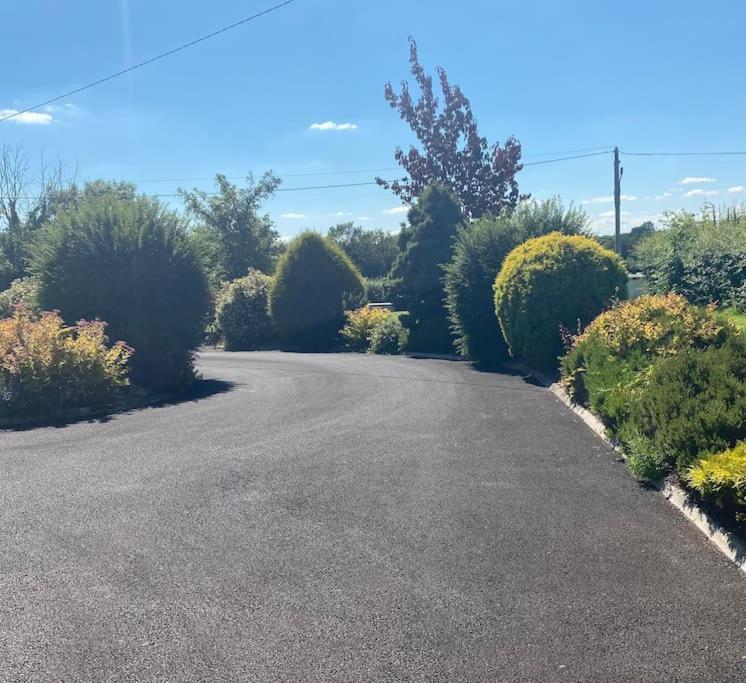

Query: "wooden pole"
left=613, top=147, right=621, bottom=253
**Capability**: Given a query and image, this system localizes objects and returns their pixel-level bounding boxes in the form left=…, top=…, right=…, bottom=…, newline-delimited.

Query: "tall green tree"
left=394, top=182, right=462, bottom=352
left=180, top=173, right=282, bottom=284
left=377, top=38, right=526, bottom=219
left=326, top=222, right=398, bottom=278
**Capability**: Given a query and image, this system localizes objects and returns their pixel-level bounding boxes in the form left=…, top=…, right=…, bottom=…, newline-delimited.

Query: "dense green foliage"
left=562, top=294, right=730, bottom=428
left=0, top=308, right=132, bottom=419
left=621, top=336, right=746, bottom=477
left=0, top=277, right=39, bottom=318
left=269, top=232, right=366, bottom=350
left=364, top=276, right=397, bottom=304
left=635, top=206, right=746, bottom=310
left=369, top=316, right=408, bottom=354
left=181, top=173, right=283, bottom=284
left=444, top=198, right=589, bottom=367
left=393, top=183, right=462, bottom=352
left=327, top=223, right=398, bottom=279
left=30, top=193, right=210, bottom=390
left=494, top=233, right=627, bottom=371
left=216, top=270, right=274, bottom=351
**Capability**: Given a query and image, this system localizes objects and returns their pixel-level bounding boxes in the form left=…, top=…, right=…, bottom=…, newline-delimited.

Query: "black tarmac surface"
left=1, top=351, right=744, bottom=681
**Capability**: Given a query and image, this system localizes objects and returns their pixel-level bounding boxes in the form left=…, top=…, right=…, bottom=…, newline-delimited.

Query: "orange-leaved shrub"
left=0, top=308, right=132, bottom=418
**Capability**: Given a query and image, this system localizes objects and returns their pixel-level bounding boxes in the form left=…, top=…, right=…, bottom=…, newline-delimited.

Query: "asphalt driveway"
left=1, top=351, right=744, bottom=681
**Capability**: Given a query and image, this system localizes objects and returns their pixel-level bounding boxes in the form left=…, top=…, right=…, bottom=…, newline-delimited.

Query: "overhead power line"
left=621, top=150, right=746, bottom=157
left=0, top=0, right=298, bottom=124
left=523, top=150, right=612, bottom=166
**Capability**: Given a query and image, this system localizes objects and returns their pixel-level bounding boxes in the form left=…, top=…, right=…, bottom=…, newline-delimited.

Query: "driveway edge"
left=547, top=380, right=746, bottom=575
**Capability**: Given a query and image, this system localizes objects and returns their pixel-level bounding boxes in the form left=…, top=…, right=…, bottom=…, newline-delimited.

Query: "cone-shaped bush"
left=269, top=232, right=366, bottom=350
left=494, top=232, right=627, bottom=372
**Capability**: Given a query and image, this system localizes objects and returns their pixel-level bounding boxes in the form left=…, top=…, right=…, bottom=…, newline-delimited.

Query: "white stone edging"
left=548, top=381, right=746, bottom=575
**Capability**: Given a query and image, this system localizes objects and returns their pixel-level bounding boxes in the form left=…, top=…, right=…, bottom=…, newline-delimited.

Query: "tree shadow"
left=1, top=378, right=234, bottom=432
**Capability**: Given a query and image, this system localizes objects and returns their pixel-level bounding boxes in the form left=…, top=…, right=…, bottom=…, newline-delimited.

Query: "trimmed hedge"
left=216, top=270, right=274, bottom=351
left=494, top=233, right=627, bottom=372
left=269, top=232, right=366, bottom=350
left=30, top=194, right=210, bottom=391
left=444, top=198, right=589, bottom=368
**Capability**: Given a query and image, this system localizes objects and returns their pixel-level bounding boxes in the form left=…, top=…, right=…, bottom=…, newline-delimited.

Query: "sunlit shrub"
left=340, top=307, right=393, bottom=351
left=686, top=442, right=746, bottom=519
left=0, top=308, right=132, bottom=418
left=561, top=294, right=731, bottom=427
left=494, top=233, right=627, bottom=372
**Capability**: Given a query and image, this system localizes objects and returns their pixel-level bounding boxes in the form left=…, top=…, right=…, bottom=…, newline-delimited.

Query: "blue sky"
left=1, top=0, right=744, bottom=237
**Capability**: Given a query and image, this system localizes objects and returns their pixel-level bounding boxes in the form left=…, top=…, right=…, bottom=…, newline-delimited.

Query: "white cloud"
left=581, top=194, right=638, bottom=205
left=382, top=206, right=408, bottom=215
left=683, top=188, right=719, bottom=198
left=335, top=211, right=352, bottom=217
left=596, top=210, right=631, bottom=218
left=680, top=176, right=716, bottom=184
left=0, top=108, right=54, bottom=125
left=728, top=185, right=746, bottom=193
left=356, top=216, right=371, bottom=221
left=280, top=212, right=307, bottom=219
left=309, top=121, right=358, bottom=131
left=654, top=192, right=673, bottom=200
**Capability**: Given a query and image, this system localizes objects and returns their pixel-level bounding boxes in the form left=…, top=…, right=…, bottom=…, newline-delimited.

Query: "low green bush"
left=369, top=316, right=408, bottom=355
left=216, top=270, right=274, bottom=351
left=494, top=233, right=627, bottom=372
left=0, top=277, right=40, bottom=318
left=444, top=198, right=589, bottom=368
left=561, top=294, right=731, bottom=428
left=269, top=232, right=366, bottom=350
left=621, top=336, right=746, bottom=476
left=0, top=308, right=132, bottom=418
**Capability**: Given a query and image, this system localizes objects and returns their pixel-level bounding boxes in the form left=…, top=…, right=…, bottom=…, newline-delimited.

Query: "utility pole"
left=613, top=146, right=622, bottom=254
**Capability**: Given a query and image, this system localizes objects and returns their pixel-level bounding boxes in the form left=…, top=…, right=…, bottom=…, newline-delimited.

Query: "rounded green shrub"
left=30, top=193, right=209, bottom=391
left=494, top=232, right=627, bottom=372
left=444, top=198, right=589, bottom=368
left=369, top=317, right=408, bottom=355
left=216, top=270, right=274, bottom=351
left=621, top=335, right=746, bottom=476
left=269, top=232, right=366, bottom=350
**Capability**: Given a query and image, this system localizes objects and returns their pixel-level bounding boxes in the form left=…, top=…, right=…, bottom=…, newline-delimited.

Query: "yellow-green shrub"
left=686, top=442, right=746, bottom=519
left=340, top=307, right=394, bottom=351
left=494, top=233, right=627, bottom=371
left=561, top=294, right=731, bottom=426
left=0, top=308, right=132, bottom=418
